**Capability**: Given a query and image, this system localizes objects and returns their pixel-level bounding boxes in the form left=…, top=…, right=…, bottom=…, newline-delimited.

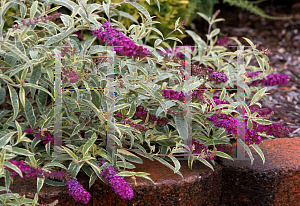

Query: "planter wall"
left=0, top=173, right=93, bottom=206
left=92, top=157, right=223, bottom=206
left=220, top=137, right=300, bottom=206
left=1, top=137, right=299, bottom=206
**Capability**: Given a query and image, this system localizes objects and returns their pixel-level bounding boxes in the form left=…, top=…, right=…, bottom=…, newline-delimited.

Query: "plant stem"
left=62, top=97, right=71, bottom=116
left=1, top=79, right=21, bottom=88
left=155, top=25, right=184, bottom=48
left=131, top=150, right=211, bottom=158
left=205, top=10, right=220, bottom=54
left=206, top=22, right=213, bottom=46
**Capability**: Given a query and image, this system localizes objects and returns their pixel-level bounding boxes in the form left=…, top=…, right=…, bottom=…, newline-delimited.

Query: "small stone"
left=294, top=29, right=298, bottom=34
left=278, top=48, right=285, bottom=53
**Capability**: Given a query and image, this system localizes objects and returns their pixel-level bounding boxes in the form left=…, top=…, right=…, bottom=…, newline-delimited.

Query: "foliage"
left=106, top=0, right=188, bottom=46
left=187, top=0, right=292, bottom=24
left=0, top=0, right=292, bottom=204
left=222, top=0, right=292, bottom=19
left=185, top=0, right=219, bottom=25
left=106, top=0, right=293, bottom=46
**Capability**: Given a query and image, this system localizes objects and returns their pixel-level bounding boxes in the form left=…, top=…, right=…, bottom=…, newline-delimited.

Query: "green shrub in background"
left=98, top=0, right=190, bottom=46
left=97, top=0, right=293, bottom=46
left=186, top=0, right=293, bottom=22
left=65, top=0, right=293, bottom=48
left=185, top=0, right=219, bottom=25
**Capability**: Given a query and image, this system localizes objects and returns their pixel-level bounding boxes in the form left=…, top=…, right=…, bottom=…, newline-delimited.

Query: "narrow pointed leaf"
left=62, top=146, right=78, bottom=160
left=24, top=98, right=36, bottom=128
left=251, top=143, right=265, bottom=164
left=82, top=133, right=97, bottom=156
left=37, top=177, right=44, bottom=193
left=71, top=123, right=85, bottom=136
left=128, top=2, right=150, bottom=19
left=196, top=156, right=214, bottom=171
left=0, top=42, right=32, bottom=69
left=12, top=147, right=34, bottom=156
left=153, top=156, right=183, bottom=178
left=8, top=86, right=19, bottom=121
left=43, top=162, right=67, bottom=170
left=0, top=132, right=17, bottom=148
left=3, top=162, right=23, bottom=178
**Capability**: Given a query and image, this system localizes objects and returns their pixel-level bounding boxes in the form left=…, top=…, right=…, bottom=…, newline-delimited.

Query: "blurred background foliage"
left=4, top=0, right=290, bottom=46
left=86, top=0, right=292, bottom=46
left=89, top=0, right=190, bottom=46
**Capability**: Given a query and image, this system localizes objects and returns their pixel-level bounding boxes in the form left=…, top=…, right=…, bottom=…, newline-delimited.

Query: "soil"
left=182, top=1, right=300, bottom=138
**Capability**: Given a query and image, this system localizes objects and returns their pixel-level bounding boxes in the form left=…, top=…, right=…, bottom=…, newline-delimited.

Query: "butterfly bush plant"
left=0, top=0, right=292, bottom=204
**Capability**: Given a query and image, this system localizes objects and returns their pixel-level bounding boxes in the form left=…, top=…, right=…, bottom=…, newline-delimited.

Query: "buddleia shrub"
left=0, top=0, right=292, bottom=204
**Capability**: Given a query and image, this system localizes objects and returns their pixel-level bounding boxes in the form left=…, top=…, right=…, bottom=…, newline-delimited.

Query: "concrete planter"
left=0, top=173, right=93, bottom=206
left=92, top=157, right=223, bottom=206
left=220, top=137, right=300, bottom=206
left=1, top=137, right=299, bottom=206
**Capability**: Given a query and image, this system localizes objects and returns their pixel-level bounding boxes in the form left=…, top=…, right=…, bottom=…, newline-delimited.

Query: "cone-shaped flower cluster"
left=246, top=71, right=290, bottom=86
left=62, top=69, right=79, bottom=84
left=135, top=106, right=169, bottom=127
left=209, top=114, right=241, bottom=138
left=63, top=177, right=92, bottom=204
left=218, top=114, right=262, bottom=144
left=207, top=68, right=229, bottom=83
left=207, top=99, right=292, bottom=143
left=254, top=121, right=293, bottom=138
left=162, top=89, right=206, bottom=102
left=7, top=160, right=67, bottom=180
left=98, top=161, right=134, bottom=200
left=162, top=89, right=185, bottom=101
left=31, top=126, right=66, bottom=146
left=115, top=112, right=148, bottom=132
left=262, top=73, right=290, bottom=86
left=12, top=13, right=61, bottom=30
left=191, top=67, right=228, bottom=83
left=92, top=22, right=149, bottom=60
left=7, top=160, right=91, bottom=204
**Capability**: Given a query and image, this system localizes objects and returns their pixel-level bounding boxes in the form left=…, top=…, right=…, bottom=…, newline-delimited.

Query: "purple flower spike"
left=7, top=160, right=90, bottom=204
left=99, top=162, right=134, bottom=200
left=208, top=113, right=263, bottom=145
left=262, top=73, right=290, bottom=86
left=207, top=68, right=228, bottom=83
left=64, top=177, right=92, bottom=204
left=162, top=90, right=185, bottom=101
left=247, top=72, right=290, bottom=87
left=12, top=13, right=62, bottom=31
left=92, top=22, right=149, bottom=60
